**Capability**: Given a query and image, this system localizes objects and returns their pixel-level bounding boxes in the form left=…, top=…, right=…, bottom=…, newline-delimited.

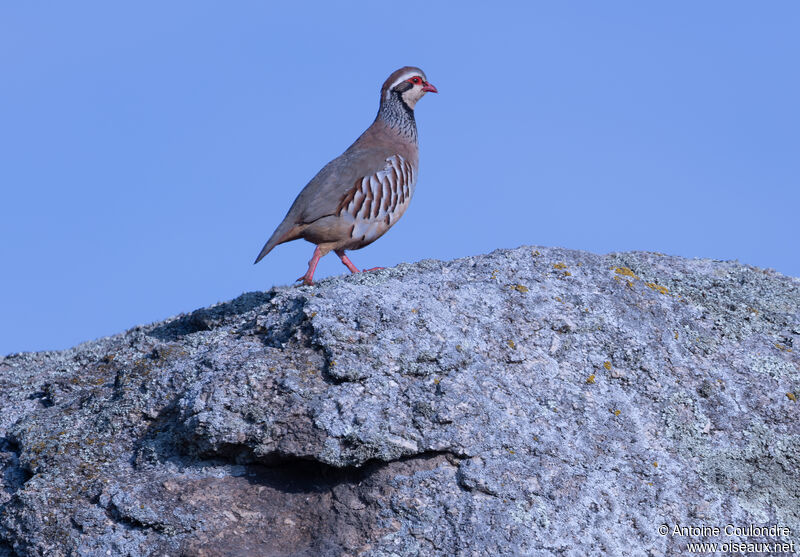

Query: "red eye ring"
left=410, top=76, right=422, bottom=84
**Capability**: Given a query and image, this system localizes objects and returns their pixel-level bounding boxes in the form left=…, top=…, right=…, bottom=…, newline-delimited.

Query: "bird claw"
left=296, top=266, right=382, bottom=285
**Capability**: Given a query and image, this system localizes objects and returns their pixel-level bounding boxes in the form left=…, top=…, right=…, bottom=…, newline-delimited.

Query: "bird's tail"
left=253, top=220, right=299, bottom=264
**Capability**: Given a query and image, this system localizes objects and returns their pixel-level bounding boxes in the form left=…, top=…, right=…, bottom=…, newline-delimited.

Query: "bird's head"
left=381, top=66, right=437, bottom=110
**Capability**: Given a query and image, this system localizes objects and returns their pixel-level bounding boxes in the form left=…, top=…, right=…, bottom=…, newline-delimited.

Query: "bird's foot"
left=295, top=246, right=323, bottom=286
left=335, top=250, right=361, bottom=274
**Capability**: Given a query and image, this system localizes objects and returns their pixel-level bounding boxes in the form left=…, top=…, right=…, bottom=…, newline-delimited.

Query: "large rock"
left=1, top=246, right=798, bottom=556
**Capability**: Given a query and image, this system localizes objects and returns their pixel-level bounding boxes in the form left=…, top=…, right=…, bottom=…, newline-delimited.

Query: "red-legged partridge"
left=254, top=66, right=437, bottom=285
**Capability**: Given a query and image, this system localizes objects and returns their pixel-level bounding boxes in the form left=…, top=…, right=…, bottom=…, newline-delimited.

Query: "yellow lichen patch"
left=775, top=343, right=793, bottom=353
left=411, top=308, right=418, bottom=314
left=611, top=409, right=621, bottom=416
left=603, top=361, right=612, bottom=371
left=653, top=461, right=658, bottom=467
left=490, top=269, right=499, bottom=280
left=507, top=340, right=516, bottom=349
left=553, top=262, right=567, bottom=269
left=555, top=296, right=562, bottom=302
left=563, top=271, right=572, bottom=277
left=645, top=282, right=669, bottom=295
left=626, top=280, right=634, bottom=288
left=614, top=266, right=639, bottom=279
left=511, top=284, right=529, bottom=293
left=787, top=392, right=797, bottom=402
left=586, top=374, right=596, bottom=384
left=532, top=250, right=541, bottom=257
left=508, top=449, right=516, bottom=454
left=433, top=377, right=441, bottom=385
left=747, top=306, right=759, bottom=315
left=309, top=311, right=317, bottom=318
left=674, top=331, right=679, bottom=340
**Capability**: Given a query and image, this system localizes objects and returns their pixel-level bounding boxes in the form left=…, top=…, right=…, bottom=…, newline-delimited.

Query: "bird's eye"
left=411, top=77, right=421, bottom=84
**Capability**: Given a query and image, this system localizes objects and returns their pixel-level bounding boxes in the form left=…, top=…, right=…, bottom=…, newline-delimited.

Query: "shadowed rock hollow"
left=1, top=246, right=798, bottom=556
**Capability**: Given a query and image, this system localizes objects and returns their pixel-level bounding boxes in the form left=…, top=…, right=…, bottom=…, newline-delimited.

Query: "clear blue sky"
left=2, top=2, right=798, bottom=355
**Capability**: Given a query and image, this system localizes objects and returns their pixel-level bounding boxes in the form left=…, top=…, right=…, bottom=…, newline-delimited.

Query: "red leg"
left=297, top=246, right=323, bottom=285
left=335, top=249, right=360, bottom=273
left=335, top=250, right=384, bottom=274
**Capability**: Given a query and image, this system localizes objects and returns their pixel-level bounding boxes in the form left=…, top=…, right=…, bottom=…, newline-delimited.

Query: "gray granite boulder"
left=1, top=246, right=798, bottom=556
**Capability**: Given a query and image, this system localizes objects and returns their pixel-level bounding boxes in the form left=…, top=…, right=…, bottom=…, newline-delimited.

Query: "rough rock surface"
left=1, top=246, right=799, bottom=556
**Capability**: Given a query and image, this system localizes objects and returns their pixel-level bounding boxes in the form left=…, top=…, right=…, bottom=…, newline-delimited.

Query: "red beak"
left=422, top=82, right=438, bottom=93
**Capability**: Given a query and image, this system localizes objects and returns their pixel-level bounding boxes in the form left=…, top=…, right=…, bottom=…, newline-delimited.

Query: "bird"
left=254, top=66, right=437, bottom=285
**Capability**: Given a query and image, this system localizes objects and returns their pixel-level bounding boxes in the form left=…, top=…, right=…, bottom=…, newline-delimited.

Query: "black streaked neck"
left=377, top=92, right=417, bottom=143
